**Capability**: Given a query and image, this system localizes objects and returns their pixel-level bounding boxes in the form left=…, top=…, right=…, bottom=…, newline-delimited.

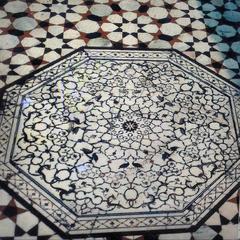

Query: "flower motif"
left=13, top=58, right=238, bottom=215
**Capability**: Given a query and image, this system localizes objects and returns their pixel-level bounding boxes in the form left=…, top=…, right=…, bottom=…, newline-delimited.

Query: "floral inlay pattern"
left=11, top=58, right=239, bottom=217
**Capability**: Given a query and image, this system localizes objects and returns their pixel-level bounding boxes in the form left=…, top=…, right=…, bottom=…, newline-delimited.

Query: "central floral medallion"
left=122, top=120, right=138, bottom=132
left=110, top=111, right=151, bottom=142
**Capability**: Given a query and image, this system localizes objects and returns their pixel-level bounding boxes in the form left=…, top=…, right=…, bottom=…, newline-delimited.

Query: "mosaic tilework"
left=0, top=0, right=240, bottom=88
left=0, top=183, right=239, bottom=239
left=0, top=48, right=240, bottom=238
left=0, top=0, right=240, bottom=239
left=0, top=186, right=57, bottom=240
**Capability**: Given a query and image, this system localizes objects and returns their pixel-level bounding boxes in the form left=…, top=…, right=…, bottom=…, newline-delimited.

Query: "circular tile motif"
left=4, top=1, right=28, bottom=13
left=119, top=0, right=140, bottom=11
left=0, top=34, right=19, bottom=49
left=13, top=17, right=38, bottom=31
left=90, top=4, right=113, bottom=17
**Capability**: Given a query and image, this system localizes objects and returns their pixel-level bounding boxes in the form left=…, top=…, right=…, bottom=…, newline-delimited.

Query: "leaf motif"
left=119, top=162, right=129, bottom=169
left=132, top=162, right=142, bottom=168
left=170, top=146, right=178, bottom=151
left=84, top=101, right=94, bottom=106
left=82, top=148, right=93, bottom=154
left=95, top=95, right=102, bottom=101
left=157, top=96, right=164, bottom=102
left=179, top=118, right=185, bottom=124
left=180, top=128, right=186, bottom=134
left=92, top=153, right=98, bottom=161
left=74, top=117, right=80, bottom=124
left=162, top=152, right=170, bottom=160
left=72, top=127, right=79, bottom=134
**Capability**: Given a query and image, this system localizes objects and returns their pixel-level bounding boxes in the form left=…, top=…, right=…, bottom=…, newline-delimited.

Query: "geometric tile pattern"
left=0, top=183, right=239, bottom=239
left=0, top=0, right=240, bottom=88
left=1, top=49, right=239, bottom=237
left=0, top=0, right=239, bottom=239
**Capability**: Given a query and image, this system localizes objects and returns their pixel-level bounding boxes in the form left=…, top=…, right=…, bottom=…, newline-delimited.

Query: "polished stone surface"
left=0, top=48, right=239, bottom=238
left=0, top=0, right=240, bottom=86
left=0, top=0, right=240, bottom=239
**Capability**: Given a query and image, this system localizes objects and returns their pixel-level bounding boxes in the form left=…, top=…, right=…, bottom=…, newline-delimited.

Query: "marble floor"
left=0, top=0, right=240, bottom=239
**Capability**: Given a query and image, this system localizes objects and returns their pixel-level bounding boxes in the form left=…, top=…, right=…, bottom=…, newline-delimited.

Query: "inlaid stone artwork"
left=0, top=48, right=239, bottom=238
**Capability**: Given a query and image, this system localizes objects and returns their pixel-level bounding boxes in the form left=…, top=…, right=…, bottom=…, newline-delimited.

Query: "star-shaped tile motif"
left=102, top=12, right=159, bottom=46
left=0, top=198, right=27, bottom=223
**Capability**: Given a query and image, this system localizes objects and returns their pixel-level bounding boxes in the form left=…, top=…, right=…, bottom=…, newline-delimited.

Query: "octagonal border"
left=5, top=51, right=240, bottom=218
left=0, top=47, right=239, bottom=238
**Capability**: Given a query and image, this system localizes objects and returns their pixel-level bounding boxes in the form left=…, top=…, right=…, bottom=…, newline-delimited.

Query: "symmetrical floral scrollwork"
left=12, top=59, right=239, bottom=216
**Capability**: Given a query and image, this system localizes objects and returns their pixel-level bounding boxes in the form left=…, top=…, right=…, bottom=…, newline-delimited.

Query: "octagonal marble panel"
left=0, top=48, right=239, bottom=237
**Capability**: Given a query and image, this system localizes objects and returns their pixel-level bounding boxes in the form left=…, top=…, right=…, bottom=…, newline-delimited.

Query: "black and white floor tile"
left=1, top=48, right=240, bottom=239
left=0, top=0, right=240, bottom=87
left=0, top=0, right=239, bottom=239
